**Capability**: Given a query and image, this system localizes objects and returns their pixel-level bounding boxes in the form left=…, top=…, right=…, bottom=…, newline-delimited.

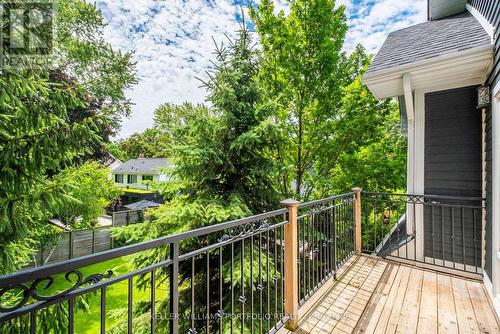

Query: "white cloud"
left=94, top=0, right=426, bottom=138
left=343, top=0, right=427, bottom=53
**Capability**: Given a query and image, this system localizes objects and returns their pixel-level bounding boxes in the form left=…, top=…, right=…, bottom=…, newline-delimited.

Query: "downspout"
left=403, top=73, right=415, bottom=195
left=403, top=73, right=420, bottom=259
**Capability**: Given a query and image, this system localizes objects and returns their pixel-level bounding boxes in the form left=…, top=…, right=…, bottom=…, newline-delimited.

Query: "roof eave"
left=363, top=45, right=494, bottom=99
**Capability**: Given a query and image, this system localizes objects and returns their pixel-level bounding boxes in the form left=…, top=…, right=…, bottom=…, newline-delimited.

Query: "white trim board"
left=363, top=45, right=493, bottom=99
left=484, top=270, right=500, bottom=318
left=466, top=3, right=496, bottom=43
left=494, top=81, right=500, bottom=98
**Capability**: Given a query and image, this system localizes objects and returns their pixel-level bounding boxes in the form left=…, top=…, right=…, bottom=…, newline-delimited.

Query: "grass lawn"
left=49, top=255, right=167, bottom=333
left=123, top=188, right=154, bottom=194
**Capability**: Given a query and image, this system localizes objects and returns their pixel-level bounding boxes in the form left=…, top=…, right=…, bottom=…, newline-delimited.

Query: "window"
left=142, top=175, right=153, bottom=182
left=114, top=174, right=123, bottom=183
left=127, top=175, right=137, bottom=184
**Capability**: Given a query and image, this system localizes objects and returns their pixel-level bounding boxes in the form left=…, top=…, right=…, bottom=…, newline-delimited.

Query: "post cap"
left=352, top=187, right=362, bottom=192
left=280, top=198, right=300, bottom=207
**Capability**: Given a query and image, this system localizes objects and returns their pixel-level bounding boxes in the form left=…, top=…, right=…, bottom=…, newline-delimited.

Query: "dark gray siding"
left=468, top=0, right=498, bottom=278
left=424, top=86, right=482, bottom=266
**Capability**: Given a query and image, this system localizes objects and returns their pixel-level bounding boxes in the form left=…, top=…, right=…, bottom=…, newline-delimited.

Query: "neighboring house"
left=112, top=157, right=174, bottom=204
left=102, top=153, right=122, bottom=173
left=363, top=0, right=500, bottom=315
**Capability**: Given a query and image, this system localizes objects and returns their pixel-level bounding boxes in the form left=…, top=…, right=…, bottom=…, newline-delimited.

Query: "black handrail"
left=0, top=208, right=288, bottom=288
left=362, top=192, right=484, bottom=276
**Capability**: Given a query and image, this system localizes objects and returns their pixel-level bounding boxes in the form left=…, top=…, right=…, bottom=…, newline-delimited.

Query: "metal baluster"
left=191, top=256, right=196, bottom=334
left=250, top=234, right=254, bottom=334
left=461, top=207, right=465, bottom=268
left=432, top=206, right=435, bottom=264
left=231, top=243, right=234, bottom=334
left=170, top=242, right=179, bottom=334
left=151, top=270, right=156, bottom=333
left=373, top=195, right=376, bottom=253
left=441, top=207, right=445, bottom=266
left=325, top=206, right=330, bottom=276
left=413, top=198, right=417, bottom=262
left=312, top=211, right=316, bottom=290
left=128, top=277, right=133, bottom=334
left=258, top=231, right=263, bottom=334
left=206, top=251, right=210, bottom=334
left=451, top=207, right=456, bottom=269
left=266, top=227, right=270, bottom=333
left=101, top=287, right=106, bottom=334
left=273, top=227, right=278, bottom=325
left=301, top=215, right=305, bottom=302
left=68, top=298, right=74, bottom=334
left=333, top=200, right=337, bottom=278
left=241, top=238, right=245, bottom=334
left=30, top=310, right=36, bottom=334
left=280, top=224, right=284, bottom=317
left=219, top=246, right=223, bottom=334
left=473, top=208, right=478, bottom=273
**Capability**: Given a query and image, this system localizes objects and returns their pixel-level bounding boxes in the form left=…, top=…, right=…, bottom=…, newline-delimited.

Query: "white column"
left=403, top=74, right=416, bottom=249
left=414, top=90, right=425, bottom=262
left=492, top=84, right=500, bottom=297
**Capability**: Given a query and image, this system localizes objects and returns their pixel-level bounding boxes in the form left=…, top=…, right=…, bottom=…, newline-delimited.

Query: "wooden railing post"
left=281, top=198, right=300, bottom=331
left=352, top=188, right=362, bottom=255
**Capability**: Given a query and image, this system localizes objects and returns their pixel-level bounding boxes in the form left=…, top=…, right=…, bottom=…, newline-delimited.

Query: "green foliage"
left=115, top=128, right=171, bottom=160
left=52, top=162, right=123, bottom=228
left=110, top=24, right=282, bottom=333
left=54, top=0, right=137, bottom=125
left=0, top=70, right=100, bottom=273
left=251, top=2, right=405, bottom=199
left=105, top=142, right=127, bottom=161
left=250, top=0, right=348, bottom=198
left=0, top=0, right=136, bottom=274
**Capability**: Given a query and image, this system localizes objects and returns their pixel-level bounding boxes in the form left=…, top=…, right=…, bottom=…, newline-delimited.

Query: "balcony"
left=278, top=256, right=499, bottom=333
left=0, top=191, right=498, bottom=333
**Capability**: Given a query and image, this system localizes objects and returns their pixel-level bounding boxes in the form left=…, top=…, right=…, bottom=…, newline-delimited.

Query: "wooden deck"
left=279, top=256, right=499, bottom=334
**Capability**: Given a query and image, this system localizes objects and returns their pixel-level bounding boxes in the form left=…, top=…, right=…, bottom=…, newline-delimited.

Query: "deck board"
left=278, top=256, right=499, bottom=334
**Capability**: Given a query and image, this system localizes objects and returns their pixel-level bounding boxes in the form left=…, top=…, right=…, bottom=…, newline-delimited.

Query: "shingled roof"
left=366, top=11, right=490, bottom=75
left=112, top=158, right=173, bottom=175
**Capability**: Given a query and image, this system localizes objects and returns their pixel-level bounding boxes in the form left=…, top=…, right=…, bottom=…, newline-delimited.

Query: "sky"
left=95, top=0, right=427, bottom=138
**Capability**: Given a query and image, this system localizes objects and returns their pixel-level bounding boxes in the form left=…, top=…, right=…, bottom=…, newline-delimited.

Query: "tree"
left=116, top=128, right=171, bottom=160
left=0, top=0, right=136, bottom=274
left=251, top=2, right=404, bottom=199
left=111, top=23, right=282, bottom=333
left=52, top=162, right=123, bottom=229
left=250, top=0, right=348, bottom=198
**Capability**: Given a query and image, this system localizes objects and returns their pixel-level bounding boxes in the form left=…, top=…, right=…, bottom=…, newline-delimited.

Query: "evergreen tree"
left=111, top=24, right=281, bottom=333
left=0, top=0, right=136, bottom=274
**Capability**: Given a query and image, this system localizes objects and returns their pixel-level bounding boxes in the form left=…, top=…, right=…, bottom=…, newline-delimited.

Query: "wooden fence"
left=33, top=209, right=146, bottom=266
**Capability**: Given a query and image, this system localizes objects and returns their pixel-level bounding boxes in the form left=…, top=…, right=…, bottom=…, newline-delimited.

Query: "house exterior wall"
left=468, top=0, right=500, bottom=304
left=423, top=86, right=482, bottom=267
left=113, top=173, right=161, bottom=190
left=424, top=87, right=482, bottom=198
left=468, top=0, right=500, bottom=87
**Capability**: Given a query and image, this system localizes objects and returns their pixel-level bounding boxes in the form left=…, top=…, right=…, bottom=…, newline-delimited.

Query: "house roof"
left=112, top=158, right=173, bottom=175
left=124, top=200, right=160, bottom=210
left=366, top=11, right=491, bottom=76
left=102, top=153, right=122, bottom=168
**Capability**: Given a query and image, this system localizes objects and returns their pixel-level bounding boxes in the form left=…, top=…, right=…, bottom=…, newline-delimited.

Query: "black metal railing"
left=0, top=208, right=290, bottom=334
left=297, top=193, right=356, bottom=305
left=362, top=192, right=484, bottom=275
